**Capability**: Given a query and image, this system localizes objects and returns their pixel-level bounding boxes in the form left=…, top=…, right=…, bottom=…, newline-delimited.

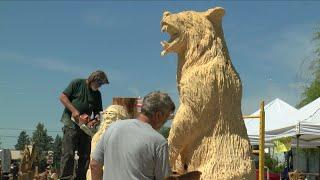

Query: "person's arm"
left=155, top=142, right=172, bottom=180
left=90, top=159, right=103, bottom=180
left=91, top=130, right=107, bottom=179
left=60, top=93, right=80, bottom=120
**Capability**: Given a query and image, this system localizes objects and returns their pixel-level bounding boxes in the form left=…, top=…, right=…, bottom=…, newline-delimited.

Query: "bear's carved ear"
left=163, top=10, right=171, bottom=18
left=204, top=7, right=225, bottom=24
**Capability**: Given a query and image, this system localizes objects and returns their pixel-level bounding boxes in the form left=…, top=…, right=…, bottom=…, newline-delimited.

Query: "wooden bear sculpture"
left=161, top=7, right=255, bottom=179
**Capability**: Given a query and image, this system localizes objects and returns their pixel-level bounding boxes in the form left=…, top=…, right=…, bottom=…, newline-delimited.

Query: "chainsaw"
left=71, top=114, right=100, bottom=137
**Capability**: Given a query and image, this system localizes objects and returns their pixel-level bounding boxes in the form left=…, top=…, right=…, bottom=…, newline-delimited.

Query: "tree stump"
left=112, top=97, right=138, bottom=119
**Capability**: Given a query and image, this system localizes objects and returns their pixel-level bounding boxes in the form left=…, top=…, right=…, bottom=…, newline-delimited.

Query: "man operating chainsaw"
left=59, top=70, right=109, bottom=180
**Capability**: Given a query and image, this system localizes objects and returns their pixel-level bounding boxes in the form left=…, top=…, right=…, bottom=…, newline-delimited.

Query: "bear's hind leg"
left=168, top=103, right=204, bottom=172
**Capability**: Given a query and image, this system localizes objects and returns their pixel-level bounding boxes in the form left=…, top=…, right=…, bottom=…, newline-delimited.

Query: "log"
left=112, top=97, right=138, bottom=119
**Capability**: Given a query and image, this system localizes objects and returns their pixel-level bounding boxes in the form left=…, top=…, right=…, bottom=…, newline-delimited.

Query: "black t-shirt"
left=60, top=79, right=103, bottom=128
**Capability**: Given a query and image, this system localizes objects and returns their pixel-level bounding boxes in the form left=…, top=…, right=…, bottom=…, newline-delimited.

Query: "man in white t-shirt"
left=90, top=91, right=175, bottom=180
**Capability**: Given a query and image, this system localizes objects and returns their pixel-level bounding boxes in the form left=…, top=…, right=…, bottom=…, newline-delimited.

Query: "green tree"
left=52, top=135, right=62, bottom=169
left=0, top=137, right=2, bottom=149
left=32, top=123, right=54, bottom=172
left=15, top=131, right=30, bottom=150
left=297, top=27, right=320, bottom=108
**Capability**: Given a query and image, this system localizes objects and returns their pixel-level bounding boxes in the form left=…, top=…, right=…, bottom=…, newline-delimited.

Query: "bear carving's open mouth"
left=161, top=22, right=180, bottom=56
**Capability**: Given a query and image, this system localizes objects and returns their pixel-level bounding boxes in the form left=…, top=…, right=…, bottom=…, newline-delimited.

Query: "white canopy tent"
left=266, top=97, right=320, bottom=147
left=244, top=98, right=298, bottom=146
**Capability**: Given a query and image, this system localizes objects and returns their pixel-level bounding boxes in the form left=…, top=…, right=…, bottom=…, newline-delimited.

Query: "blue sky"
left=0, top=1, right=319, bottom=148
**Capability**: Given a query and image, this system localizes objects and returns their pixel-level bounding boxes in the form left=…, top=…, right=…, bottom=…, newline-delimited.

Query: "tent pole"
left=296, top=134, right=301, bottom=171
left=259, top=101, right=265, bottom=180
left=318, top=146, right=320, bottom=179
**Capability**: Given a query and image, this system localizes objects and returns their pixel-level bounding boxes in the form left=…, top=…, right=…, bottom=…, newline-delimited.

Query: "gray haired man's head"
left=88, top=70, right=109, bottom=85
left=141, top=91, right=175, bottom=119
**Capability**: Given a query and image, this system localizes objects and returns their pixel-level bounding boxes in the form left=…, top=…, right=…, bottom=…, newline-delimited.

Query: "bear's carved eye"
left=184, top=163, right=188, bottom=171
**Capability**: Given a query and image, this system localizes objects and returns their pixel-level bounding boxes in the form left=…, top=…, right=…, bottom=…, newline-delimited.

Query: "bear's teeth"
left=161, top=25, right=168, bottom=32
left=161, top=50, right=168, bottom=56
left=161, top=41, right=169, bottom=48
